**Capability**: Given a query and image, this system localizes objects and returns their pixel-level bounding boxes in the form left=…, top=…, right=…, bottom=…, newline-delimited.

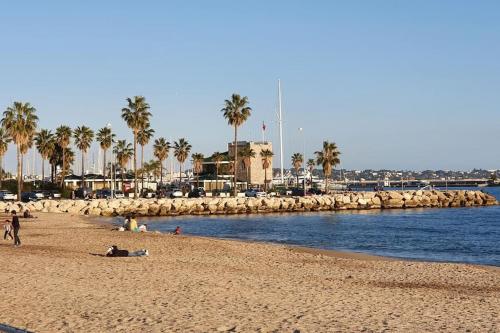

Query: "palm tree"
left=73, top=126, right=94, bottom=187
left=238, top=147, right=256, bottom=189
left=1, top=102, right=38, bottom=198
left=96, top=126, right=115, bottom=187
left=0, top=128, right=12, bottom=189
left=315, top=141, right=341, bottom=194
left=34, top=129, right=55, bottom=184
left=113, top=140, right=133, bottom=191
left=307, top=158, right=315, bottom=186
left=211, top=152, right=224, bottom=192
left=153, top=137, right=170, bottom=185
left=191, top=153, right=204, bottom=189
left=63, top=147, right=75, bottom=176
left=291, top=153, right=304, bottom=187
left=137, top=124, right=155, bottom=192
left=173, top=138, right=192, bottom=187
left=55, top=125, right=72, bottom=187
left=221, top=93, right=252, bottom=196
left=121, top=96, right=152, bottom=198
left=260, top=149, right=274, bottom=191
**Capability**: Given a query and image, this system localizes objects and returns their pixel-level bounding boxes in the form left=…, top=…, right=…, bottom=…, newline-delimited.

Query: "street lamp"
left=298, top=128, right=306, bottom=196
left=106, top=123, right=115, bottom=198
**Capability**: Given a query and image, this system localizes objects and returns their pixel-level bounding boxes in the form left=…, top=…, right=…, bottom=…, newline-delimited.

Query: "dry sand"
left=0, top=212, right=498, bottom=333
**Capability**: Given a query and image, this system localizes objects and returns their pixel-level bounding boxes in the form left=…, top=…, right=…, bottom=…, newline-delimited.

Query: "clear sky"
left=1, top=0, right=499, bottom=174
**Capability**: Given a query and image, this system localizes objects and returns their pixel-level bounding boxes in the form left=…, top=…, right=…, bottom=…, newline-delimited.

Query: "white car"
left=167, top=189, right=183, bottom=198
left=114, top=191, right=125, bottom=199
left=0, top=191, right=17, bottom=201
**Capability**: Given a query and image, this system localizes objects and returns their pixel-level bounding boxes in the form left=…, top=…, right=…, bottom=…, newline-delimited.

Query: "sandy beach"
left=0, top=213, right=498, bottom=332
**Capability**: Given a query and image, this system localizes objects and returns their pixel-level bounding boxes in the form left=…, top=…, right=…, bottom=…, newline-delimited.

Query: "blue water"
left=124, top=188, right=500, bottom=266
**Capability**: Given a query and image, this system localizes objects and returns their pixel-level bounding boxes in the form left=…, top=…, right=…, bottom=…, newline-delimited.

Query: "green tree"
left=191, top=153, right=204, bottom=189
left=221, top=93, right=252, bottom=196
left=315, top=141, right=341, bottom=194
left=55, top=125, right=72, bottom=187
left=1, top=102, right=39, bottom=198
left=260, top=149, right=274, bottom=191
left=0, top=127, right=12, bottom=189
left=96, top=126, right=115, bottom=186
left=73, top=126, right=94, bottom=186
left=137, top=124, right=155, bottom=191
left=291, top=153, right=304, bottom=188
left=153, top=137, right=170, bottom=185
left=307, top=158, right=315, bottom=187
left=173, top=138, right=192, bottom=187
left=35, top=129, right=55, bottom=184
left=211, top=152, right=225, bottom=192
left=121, top=96, right=152, bottom=198
left=113, top=140, right=133, bottom=191
left=239, top=147, right=256, bottom=189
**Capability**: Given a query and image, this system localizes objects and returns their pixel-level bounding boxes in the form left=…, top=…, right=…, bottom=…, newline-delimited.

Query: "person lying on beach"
left=3, top=220, right=13, bottom=240
left=173, top=226, right=182, bottom=235
left=105, top=245, right=149, bottom=257
left=23, top=210, right=37, bottom=219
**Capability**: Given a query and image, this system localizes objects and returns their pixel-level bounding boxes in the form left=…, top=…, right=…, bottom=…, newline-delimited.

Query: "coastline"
left=0, top=212, right=498, bottom=332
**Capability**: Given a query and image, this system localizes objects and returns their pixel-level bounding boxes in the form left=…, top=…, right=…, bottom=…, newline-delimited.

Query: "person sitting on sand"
left=129, top=215, right=138, bottom=232
left=123, top=215, right=131, bottom=231
left=173, top=226, right=181, bottom=235
left=23, top=209, right=36, bottom=219
left=3, top=220, right=13, bottom=240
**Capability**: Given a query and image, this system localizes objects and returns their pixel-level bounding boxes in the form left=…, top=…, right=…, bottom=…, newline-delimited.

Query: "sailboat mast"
left=278, top=79, right=284, bottom=185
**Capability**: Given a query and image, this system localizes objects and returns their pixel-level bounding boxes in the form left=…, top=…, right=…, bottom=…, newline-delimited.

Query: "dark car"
left=307, top=188, right=323, bottom=195
left=21, top=192, right=38, bottom=202
left=95, top=189, right=112, bottom=199
left=291, top=188, right=307, bottom=197
left=188, top=188, right=206, bottom=198
left=75, top=187, right=93, bottom=199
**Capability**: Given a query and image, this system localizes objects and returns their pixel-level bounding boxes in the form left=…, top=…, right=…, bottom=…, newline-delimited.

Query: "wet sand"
left=0, top=212, right=498, bottom=332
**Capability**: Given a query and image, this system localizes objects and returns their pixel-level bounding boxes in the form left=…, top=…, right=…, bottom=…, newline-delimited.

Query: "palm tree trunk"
left=133, top=132, right=138, bottom=198
left=17, top=145, right=21, bottom=200
left=141, top=144, right=144, bottom=193
left=196, top=171, right=199, bottom=189
left=41, top=157, right=45, bottom=184
left=179, top=163, right=183, bottom=190
left=61, top=147, right=66, bottom=188
left=264, top=167, right=267, bottom=192
left=103, top=148, right=107, bottom=189
left=160, top=160, right=163, bottom=185
left=0, top=155, right=3, bottom=189
left=325, top=174, right=329, bottom=194
left=233, top=126, right=238, bottom=197
left=215, top=165, right=219, bottom=192
left=296, top=170, right=299, bottom=188
left=81, top=150, right=85, bottom=188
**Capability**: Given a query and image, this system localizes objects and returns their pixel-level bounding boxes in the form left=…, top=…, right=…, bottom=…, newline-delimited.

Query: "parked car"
left=33, top=190, right=45, bottom=199
left=188, top=188, right=206, bottom=198
left=141, top=189, right=156, bottom=199
left=166, top=188, right=183, bottom=198
left=75, top=187, right=92, bottom=199
left=307, top=188, right=323, bottom=195
left=21, top=192, right=38, bottom=202
left=290, top=188, right=306, bottom=197
left=114, top=190, right=125, bottom=199
left=0, top=190, right=17, bottom=201
left=95, top=189, right=112, bottom=199
left=245, top=189, right=267, bottom=198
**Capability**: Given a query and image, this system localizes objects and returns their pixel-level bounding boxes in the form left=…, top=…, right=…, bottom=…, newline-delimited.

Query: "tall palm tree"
left=137, top=124, right=155, bottom=192
left=211, top=151, right=224, bottom=192
left=34, top=129, right=55, bottom=184
left=173, top=138, right=192, bottom=187
left=307, top=158, right=315, bottom=187
left=291, top=153, right=304, bottom=187
left=1, top=102, right=38, bottom=198
left=113, top=140, right=133, bottom=191
left=96, top=126, right=115, bottom=187
left=73, top=126, right=94, bottom=187
left=315, top=141, right=341, bottom=194
left=221, top=93, right=252, bottom=196
left=0, top=128, right=12, bottom=189
left=55, top=125, right=72, bottom=187
left=191, top=153, right=204, bottom=189
left=63, top=147, right=75, bottom=176
left=121, top=96, right=152, bottom=198
left=153, top=137, right=170, bottom=185
left=260, top=149, right=274, bottom=191
left=238, top=147, right=256, bottom=189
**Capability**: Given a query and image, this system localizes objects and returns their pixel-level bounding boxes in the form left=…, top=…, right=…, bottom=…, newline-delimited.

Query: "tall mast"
left=278, top=79, right=284, bottom=185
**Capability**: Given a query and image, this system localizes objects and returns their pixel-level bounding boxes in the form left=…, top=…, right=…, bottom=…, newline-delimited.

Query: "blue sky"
left=1, top=0, right=499, bottom=174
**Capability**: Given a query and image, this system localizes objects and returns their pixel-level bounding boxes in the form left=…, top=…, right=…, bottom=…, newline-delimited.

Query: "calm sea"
left=120, top=187, right=500, bottom=266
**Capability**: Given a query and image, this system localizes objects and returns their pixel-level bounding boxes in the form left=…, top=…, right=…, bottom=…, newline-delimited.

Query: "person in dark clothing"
left=11, top=210, right=20, bottom=246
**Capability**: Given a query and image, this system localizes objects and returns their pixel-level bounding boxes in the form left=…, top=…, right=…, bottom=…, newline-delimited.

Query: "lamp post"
left=106, top=123, right=115, bottom=199
left=298, top=128, right=306, bottom=196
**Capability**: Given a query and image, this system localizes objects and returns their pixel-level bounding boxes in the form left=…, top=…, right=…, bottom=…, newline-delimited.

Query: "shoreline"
left=0, top=212, right=498, bottom=332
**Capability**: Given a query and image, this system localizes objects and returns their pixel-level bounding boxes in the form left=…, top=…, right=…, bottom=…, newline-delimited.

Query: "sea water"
left=122, top=187, right=500, bottom=266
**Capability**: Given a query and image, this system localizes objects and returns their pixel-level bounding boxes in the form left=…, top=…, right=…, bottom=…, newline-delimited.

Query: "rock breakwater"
left=3, top=190, right=498, bottom=217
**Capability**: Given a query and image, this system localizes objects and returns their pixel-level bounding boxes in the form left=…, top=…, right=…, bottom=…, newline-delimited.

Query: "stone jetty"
left=2, top=190, right=497, bottom=217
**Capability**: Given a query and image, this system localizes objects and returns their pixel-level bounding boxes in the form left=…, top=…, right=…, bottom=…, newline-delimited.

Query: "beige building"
left=228, top=141, right=273, bottom=188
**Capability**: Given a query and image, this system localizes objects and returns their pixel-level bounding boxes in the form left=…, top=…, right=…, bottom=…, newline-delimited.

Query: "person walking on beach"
left=3, top=220, right=13, bottom=240
left=11, top=210, right=21, bottom=246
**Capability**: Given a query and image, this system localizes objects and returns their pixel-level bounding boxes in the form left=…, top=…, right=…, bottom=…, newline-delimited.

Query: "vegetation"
left=291, top=153, right=304, bottom=187
left=73, top=126, right=94, bottom=185
left=113, top=140, right=133, bottom=190
left=153, top=138, right=170, bottom=185
left=96, top=126, right=115, bottom=183
left=239, top=147, right=256, bottom=188
left=315, top=141, right=340, bottom=193
left=35, top=129, right=55, bottom=184
left=121, top=96, right=152, bottom=198
left=211, top=152, right=225, bottom=192
left=191, top=153, right=204, bottom=188
left=55, top=125, right=72, bottom=187
left=137, top=124, right=155, bottom=191
left=307, top=158, right=315, bottom=186
left=260, top=149, right=274, bottom=191
left=221, top=94, right=252, bottom=196
left=0, top=127, right=12, bottom=188
left=173, top=138, right=192, bottom=187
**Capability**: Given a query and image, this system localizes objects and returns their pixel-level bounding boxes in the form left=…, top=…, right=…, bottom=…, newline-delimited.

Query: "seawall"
left=4, top=190, right=498, bottom=217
